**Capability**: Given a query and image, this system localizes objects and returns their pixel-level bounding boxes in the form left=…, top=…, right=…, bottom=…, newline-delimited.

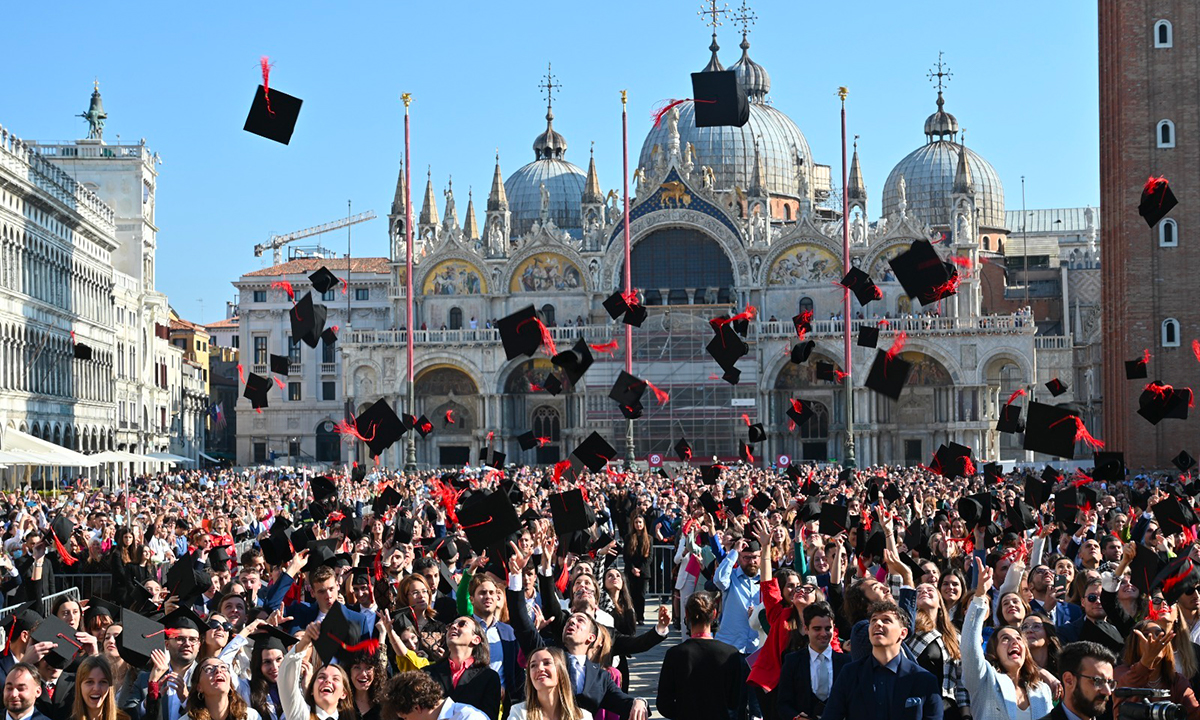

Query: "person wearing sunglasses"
left=1057, top=580, right=1124, bottom=656
left=1043, top=641, right=1116, bottom=720
left=1113, top=619, right=1200, bottom=719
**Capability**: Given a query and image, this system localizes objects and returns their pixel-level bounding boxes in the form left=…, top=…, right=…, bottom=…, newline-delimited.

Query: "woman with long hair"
left=939, top=569, right=970, bottom=628
left=55, top=597, right=83, bottom=631
left=111, top=528, right=135, bottom=598
left=99, top=624, right=138, bottom=711
left=507, top=647, right=592, bottom=720
left=1155, top=595, right=1200, bottom=687
left=909, top=583, right=970, bottom=720
left=962, top=559, right=1053, bottom=719
left=248, top=633, right=287, bottom=720
left=279, top=623, right=356, bottom=720
left=394, top=574, right=447, bottom=663
left=1019, top=613, right=1062, bottom=676
left=622, top=515, right=652, bottom=625
left=1113, top=619, right=1200, bottom=719
left=199, top=615, right=234, bottom=662
left=71, top=656, right=131, bottom=720
left=599, top=568, right=635, bottom=638
left=347, top=651, right=385, bottom=720
left=185, top=658, right=260, bottom=720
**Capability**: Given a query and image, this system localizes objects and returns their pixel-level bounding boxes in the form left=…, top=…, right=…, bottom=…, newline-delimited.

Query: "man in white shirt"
left=776, top=601, right=848, bottom=720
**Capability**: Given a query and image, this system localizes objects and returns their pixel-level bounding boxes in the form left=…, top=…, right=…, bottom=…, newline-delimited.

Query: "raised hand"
left=974, top=557, right=993, bottom=598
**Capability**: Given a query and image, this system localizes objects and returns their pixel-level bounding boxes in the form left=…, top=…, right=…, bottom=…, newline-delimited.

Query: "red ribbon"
left=260, top=56, right=275, bottom=115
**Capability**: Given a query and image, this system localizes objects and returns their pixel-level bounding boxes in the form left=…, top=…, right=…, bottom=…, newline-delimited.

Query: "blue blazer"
left=284, top=600, right=375, bottom=639
left=820, top=652, right=943, bottom=720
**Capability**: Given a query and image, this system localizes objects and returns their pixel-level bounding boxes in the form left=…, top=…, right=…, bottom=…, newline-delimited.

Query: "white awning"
left=147, top=452, right=196, bottom=465
left=198, top=452, right=221, bottom=463
left=91, top=450, right=163, bottom=464
left=0, top=428, right=100, bottom=467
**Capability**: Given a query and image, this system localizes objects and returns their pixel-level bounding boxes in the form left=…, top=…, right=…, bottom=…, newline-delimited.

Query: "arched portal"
left=415, top=366, right=480, bottom=467
left=628, top=227, right=735, bottom=305
left=532, top=405, right=562, bottom=463
left=315, top=420, right=339, bottom=463
left=773, top=356, right=842, bottom=462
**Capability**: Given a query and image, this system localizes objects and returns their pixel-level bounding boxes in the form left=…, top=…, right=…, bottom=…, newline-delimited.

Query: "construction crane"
left=254, top=210, right=378, bottom=265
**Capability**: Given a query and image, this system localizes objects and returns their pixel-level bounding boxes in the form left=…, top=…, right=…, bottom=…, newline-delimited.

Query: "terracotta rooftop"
left=169, top=317, right=208, bottom=333
left=205, top=316, right=240, bottom=329
left=242, top=257, right=391, bottom=278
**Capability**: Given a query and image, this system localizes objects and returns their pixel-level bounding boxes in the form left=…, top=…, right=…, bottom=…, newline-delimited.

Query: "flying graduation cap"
left=1045, top=378, right=1068, bottom=397
left=552, top=338, right=594, bottom=386
left=857, top=326, right=879, bottom=348
left=354, top=398, right=406, bottom=457
left=689, top=70, right=749, bottom=128
left=1140, top=176, right=1178, bottom=228
left=243, top=373, right=271, bottom=410
left=269, top=354, right=290, bottom=376
left=888, top=239, right=959, bottom=306
left=309, top=266, right=341, bottom=294
left=838, top=268, right=882, bottom=306
left=602, top=291, right=647, bottom=327
left=244, top=57, right=303, bottom=145
left=571, top=432, right=617, bottom=472
left=73, top=342, right=93, bottom=361
left=290, top=292, right=328, bottom=348
left=497, top=305, right=553, bottom=360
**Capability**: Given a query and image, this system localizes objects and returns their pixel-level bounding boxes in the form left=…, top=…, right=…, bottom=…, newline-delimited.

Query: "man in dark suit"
left=506, top=551, right=649, bottom=720
left=424, top=617, right=501, bottom=720
left=283, top=564, right=375, bottom=639
left=1038, top=641, right=1116, bottom=720
left=822, top=600, right=942, bottom=720
left=656, top=592, right=741, bottom=720
left=1057, top=580, right=1124, bottom=656
left=776, top=602, right=849, bottom=720
left=4, top=663, right=51, bottom=720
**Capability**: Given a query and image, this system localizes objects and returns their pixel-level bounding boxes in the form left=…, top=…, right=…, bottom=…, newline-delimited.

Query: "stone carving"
left=539, top=183, right=550, bottom=223
left=383, top=357, right=396, bottom=381
left=896, top=175, right=907, bottom=217
left=633, top=168, right=648, bottom=199
left=700, top=165, right=716, bottom=191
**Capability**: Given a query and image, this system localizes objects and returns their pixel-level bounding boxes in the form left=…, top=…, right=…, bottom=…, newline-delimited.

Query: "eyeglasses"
left=797, top=586, right=817, bottom=595
left=1079, top=674, right=1116, bottom=691
left=200, top=665, right=227, bottom=677
left=173, top=636, right=201, bottom=646
left=1086, top=594, right=1102, bottom=603
left=208, top=621, right=233, bottom=633
left=1019, top=623, right=1045, bottom=632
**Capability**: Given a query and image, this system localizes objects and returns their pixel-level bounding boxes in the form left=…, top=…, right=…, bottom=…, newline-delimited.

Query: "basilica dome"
left=505, top=106, right=587, bottom=237
left=638, top=39, right=811, bottom=199
left=881, top=92, right=1006, bottom=230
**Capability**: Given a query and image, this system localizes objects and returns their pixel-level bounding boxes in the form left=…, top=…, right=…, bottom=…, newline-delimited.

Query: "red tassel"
left=1145, top=175, right=1170, bottom=196
left=372, top=549, right=384, bottom=582
left=878, top=318, right=890, bottom=328
left=650, top=98, right=714, bottom=127
left=486, top=431, right=494, bottom=444
left=1072, top=470, right=1094, bottom=487
left=430, top=478, right=462, bottom=526
left=885, top=331, right=907, bottom=362
left=237, top=364, right=246, bottom=384
left=273, top=376, right=285, bottom=390
left=788, top=420, right=796, bottom=431
left=516, top=316, right=557, bottom=356
left=589, top=340, right=619, bottom=354
left=53, top=533, right=78, bottom=566
left=69, top=331, right=76, bottom=344
left=961, top=457, right=976, bottom=477
left=790, top=398, right=805, bottom=414
left=1049, top=415, right=1104, bottom=450
left=833, top=369, right=850, bottom=383
left=326, top=511, right=346, bottom=524
left=948, top=255, right=975, bottom=277
left=1163, top=560, right=1195, bottom=596
left=830, top=625, right=843, bottom=653
left=529, top=382, right=543, bottom=392
left=1004, top=388, right=1026, bottom=408
left=1192, top=339, right=1200, bottom=363
left=646, top=381, right=670, bottom=405
left=334, top=419, right=375, bottom=443
left=731, top=305, right=757, bottom=324
left=555, top=562, right=570, bottom=595
left=260, top=56, right=275, bottom=115
left=331, top=637, right=380, bottom=654
left=553, top=459, right=572, bottom=485
left=444, top=409, right=455, bottom=424
left=341, top=279, right=348, bottom=295
left=1143, top=348, right=1152, bottom=365
left=741, top=414, right=751, bottom=426
left=271, top=280, right=295, bottom=302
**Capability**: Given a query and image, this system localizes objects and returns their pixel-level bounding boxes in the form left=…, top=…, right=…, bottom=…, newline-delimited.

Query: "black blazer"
left=820, top=652, right=942, bottom=720
left=656, top=638, right=742, bottom=720
left=775, top=647, right=850, bottom=720
left=531, top=574, right=665, bottom=659
left=423, top=660, right=501, bottom=720
left=1035, top=704, right=1071, bottom=720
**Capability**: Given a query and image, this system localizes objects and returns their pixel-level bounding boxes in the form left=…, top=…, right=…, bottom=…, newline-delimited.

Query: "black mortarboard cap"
left=208, top=545, right=232, bottom=572
left=8, top=602, right=41, bottom=636
left=1023, top=402, right=1081, bottom=459
left=623, top=302, right=648, bottom=327
left=543, top=373, right=564, bottom=396
left=786, top=400, right=814, bottom=427
left=1152, top=556, right=1200, bottom=605
left=321, top=327, right=338, bottom=345
left=372, top=487, right=402, bottom=515
left=305, top=538, right=339, bottom=571
left=250, top=625, right=300, bottom=654
left=355, top=399, right=405, bottom=457
left=797, top=498, right=822, bottom=522
left=1140, top=176, right=1178, bottom=228
left=699, top=491, right=721, bottom=516
left=311, top=476, right=337, bottom=503
left=1093, top=452, right=1126, bottom=483
left=865, top=351, right=912, bottom=400
left=749, top=492, right=772, bottom=513
left=857, top=326, right=879, bottom=348
left=116, top=609, right=165, bottom=668
left=478, top=446, right=506, bottom=470
left=166, top=553, right=211, bottom=603
left=996, top=404, right=1024, bottom=434
left=790, top=340, right=816, bottom=364
left=1025, top=476, right=1052, bottom=507
left=552, top=338, right=595, bottom=386
left=260, top=523, right=294, bottom=566
left=244, top=82, right=302, bottom=145
left=819, top=503, right=850, bottom=536
left=74, top=343, right=92, bottom=361
left=706, top=325, right=749, bottom=371
left=815, top=362, right=836, bottom=382
left=700, top=464, right=722, bottom=485
left=882, top=483, right=903, bottom=503
left=161, top=605, right=206, bottom=633
left=689, top=70, right=750, bottom=128
left=414, top=415, right=434, bottom=438
left=602, top=291, right=629, bottom=320
left=1007, top=500, right=1036, bottom=533
left=518, top=432, right=540, bottom=451
left=793, top=312, right=813, bottom=338
left=956, top=496, right=984, bottom=530
left=888, top=240, right=957, bottom=306
left=1126, top=358, right=1149, bottom=380
left=392, top=517, right=415, bottom=545
left=1042, top=465, right=1063, bottom=484
left=270, top=354, right=290, bottom=376
left=31, top=616, right=81, bottom=668
left=747, top=423, right=766, bottom=444
left=858, top=526, right=886, bottom=558
left=1138, top=382, right=1192, bottom=425
left=1130, top=544, right=1164, bottom=595
left=309, top=267, right=340, bottom=295
left=571, top=432, right=616, bottom=473
left=1174, top=451, right=1197, bottom=473
left=609, top=370, right=647, bottom=410
left=51, top=516, right=74, bottom=545
left=243, top=372, right=271, bottom=410
left=1046, top=378, right=1068, bottom=397
left=548, top=489, right=595, bottom=535
left=1153, top=497, right=1194, bottom=538
left=722, top=367, right=741, bottom=384
left=675, top=437, right=693, bottom=462
left=839, top=267, right=881, bottom=306
left=457, top=490, right=521, bottom=552
left=289, top=292, right=328, bottom=348
left=497, top=305, right=545, bottom=360
left=313, top=602, right=358, bottom=664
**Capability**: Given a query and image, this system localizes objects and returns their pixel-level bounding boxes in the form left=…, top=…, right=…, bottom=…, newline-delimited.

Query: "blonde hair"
left=521, top=648, right=587, bottom=720
left=72, top=656, right=130, bottom=720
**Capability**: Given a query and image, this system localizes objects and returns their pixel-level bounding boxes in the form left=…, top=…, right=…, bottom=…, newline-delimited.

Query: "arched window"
left=532, top=406, right=561, bottom=442
left=982, top=235, right=990, bottom=251
left=1156, top=19, right=1173, bottom=48
left=1158, top=119, right=1176, bottom=148
left=897, top=295, right=912, bottom=316
left=540, top=304, right=556, bottom=326
left=799, top=297, right=814, bottom=317
left=1160, top=218, right=1178, bottom=247
left=1163, top=318, right=1181, bottom=347
left=448, top=307, right=463, bottom=330
left=784, top=205, right=792, bottom=221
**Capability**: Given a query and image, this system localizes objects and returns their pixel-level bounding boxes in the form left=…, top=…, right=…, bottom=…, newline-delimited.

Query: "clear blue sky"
left=2, top=1, right=1098, bottom=324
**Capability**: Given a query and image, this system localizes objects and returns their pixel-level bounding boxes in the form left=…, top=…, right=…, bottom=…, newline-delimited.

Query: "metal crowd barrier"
left=53, top=573, right=113, bottom=599
left=647, top=544, right=678, bottom=597
left=0, top=587, right=82, bottom=625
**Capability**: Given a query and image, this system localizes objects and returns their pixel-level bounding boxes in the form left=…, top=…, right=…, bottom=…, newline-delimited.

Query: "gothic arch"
left=601, top=211, right=752, bottom=292
left=981, top=350, right=1035, bottom=385
left=414, top=363, right=480, bottom=396
left=763, top=343, right=843, bottom=390
left=497, top=356, right=566, bottom=396
left=413, top=355, right=486, bottom=392
left=896, top=340, right=964, bottom=385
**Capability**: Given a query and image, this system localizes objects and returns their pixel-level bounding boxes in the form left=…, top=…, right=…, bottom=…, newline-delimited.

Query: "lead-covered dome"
left=882, top=94, right=1006, bottom=229
left=505, top=105, right=587, bottom=237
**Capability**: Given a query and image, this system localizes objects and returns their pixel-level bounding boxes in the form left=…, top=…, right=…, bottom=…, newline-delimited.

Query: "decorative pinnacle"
left=733, top=0, right=756, bottom=40
left=838, top=86, right=849, bottom=102
left=620, top=89, right=627, bottom=106
left=401, top=92, right=412, bottom=109
left=539, top=63, right=561, bottom=112
left=927, top=52, right=952, bottom=94
left=699, top=0, right=729, bottom=31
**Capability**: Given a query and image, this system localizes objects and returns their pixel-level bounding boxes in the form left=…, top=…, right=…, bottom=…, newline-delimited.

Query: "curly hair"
left=380, top=671, right=444, bottom=717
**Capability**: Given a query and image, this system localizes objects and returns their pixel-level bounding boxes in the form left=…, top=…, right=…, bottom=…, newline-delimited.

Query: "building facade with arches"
left=318, top=24, right=1098, bottom=470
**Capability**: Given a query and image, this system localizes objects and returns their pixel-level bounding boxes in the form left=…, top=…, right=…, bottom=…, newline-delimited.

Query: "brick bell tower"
left=1100, top=2, right=1200, bottom=468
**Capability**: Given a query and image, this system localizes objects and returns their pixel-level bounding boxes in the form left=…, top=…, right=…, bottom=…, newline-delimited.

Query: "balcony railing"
left=252, top=364, right=267, bottom=375
left=320, top=363, right=337, bottom=374
left=346, top=313, right=1039, bottom=347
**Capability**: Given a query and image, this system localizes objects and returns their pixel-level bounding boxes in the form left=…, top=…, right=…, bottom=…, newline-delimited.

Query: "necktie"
left=815, top=654, right=829, bottom=701
left=571, top=656, right=585, bottom=694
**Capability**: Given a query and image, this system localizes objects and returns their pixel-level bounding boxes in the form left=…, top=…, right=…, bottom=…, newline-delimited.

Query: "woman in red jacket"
left=746, top=519, right=826, bottom=720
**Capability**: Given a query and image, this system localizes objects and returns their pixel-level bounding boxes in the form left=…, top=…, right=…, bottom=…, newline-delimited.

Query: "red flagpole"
left=622, top=90, right=634, bottom=465
left=839, top=86, right=856, bottom=468
left=403, top=93, right=417, bottom=471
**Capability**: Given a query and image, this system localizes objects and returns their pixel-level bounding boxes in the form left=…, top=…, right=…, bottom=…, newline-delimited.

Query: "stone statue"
left=666, top=106, right=680, bottom=153
left=897, top=175, right=908, bottom=216
left=957, top=213, right=970, bottom=244
left=751, top=254, right=762, bottom=280
left=80, top=82, right=106, bottom=141
left=701, top=165, right=716, bottom=191
left=682, top=141, right=695, bottom=177
left=851, top=213, right=865, bottom=245
left=633, top=167, right=648, bottom=198
left=539, top=182, right=550, bottom=220
left=444, top=185, right=456, bottom=221
left=754, top=211, right=768, bottom=246
left=796, top=165, right=809, bottom=199
left=487, top=218, right=502, bottom=252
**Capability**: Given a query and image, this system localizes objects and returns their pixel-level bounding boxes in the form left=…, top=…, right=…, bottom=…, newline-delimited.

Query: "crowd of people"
left=0, top=459, right=1194, bottom=720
